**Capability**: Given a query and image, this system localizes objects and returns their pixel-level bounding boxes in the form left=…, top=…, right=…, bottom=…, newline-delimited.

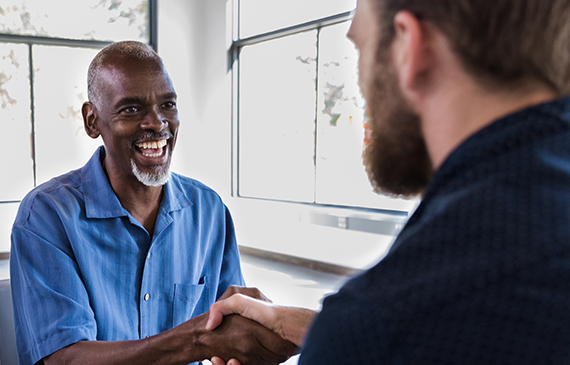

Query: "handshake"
left=193, top=286, right=317, bottom=365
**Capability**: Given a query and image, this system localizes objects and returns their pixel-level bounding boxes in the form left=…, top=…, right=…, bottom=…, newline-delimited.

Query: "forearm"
left=44, top=310, right=297, bottom=365
left=278, top=306, right=318, bottom=347
left=44, top=313, right=210, bottom=365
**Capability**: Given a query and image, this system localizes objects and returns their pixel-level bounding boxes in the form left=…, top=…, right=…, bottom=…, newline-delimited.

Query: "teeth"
left=136, top=139, right=167, bottom=158
left=136, top=139, right=167, bottom=150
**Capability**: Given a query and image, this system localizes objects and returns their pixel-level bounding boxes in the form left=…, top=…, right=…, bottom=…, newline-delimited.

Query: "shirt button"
left=147, top=252, right=151, bottom=259
left=144, top=293, right=150, bottom=301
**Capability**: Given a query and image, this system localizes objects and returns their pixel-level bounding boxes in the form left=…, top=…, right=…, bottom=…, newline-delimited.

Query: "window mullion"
left=27, top=43, right=36, bottom=187
left=313, top=28, right=321, bottom=204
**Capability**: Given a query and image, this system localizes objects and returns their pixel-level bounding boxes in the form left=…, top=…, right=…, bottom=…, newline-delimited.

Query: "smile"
left=135, top=139, right=168, bottom=158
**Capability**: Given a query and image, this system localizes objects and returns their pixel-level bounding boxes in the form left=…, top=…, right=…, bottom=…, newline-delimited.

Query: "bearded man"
left=206, top=0, right=570, bottom=363
left=10, top=41, right=296, bottom=365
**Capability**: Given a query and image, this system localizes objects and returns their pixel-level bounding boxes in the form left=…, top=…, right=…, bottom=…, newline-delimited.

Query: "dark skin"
left=44, top=53, right=298, bottom=364
left=44, top=287, right=298, bottom=364
left=82, top=54, right=176, bottom=236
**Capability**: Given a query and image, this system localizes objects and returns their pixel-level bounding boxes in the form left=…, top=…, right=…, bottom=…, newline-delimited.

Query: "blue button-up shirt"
left=10, top=146, right=244, bottom=365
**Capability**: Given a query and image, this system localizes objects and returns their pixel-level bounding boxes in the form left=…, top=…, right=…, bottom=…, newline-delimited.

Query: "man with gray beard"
left=206, top=0, right=570, bottom=364
left=10, top=41, right=296, bottom=365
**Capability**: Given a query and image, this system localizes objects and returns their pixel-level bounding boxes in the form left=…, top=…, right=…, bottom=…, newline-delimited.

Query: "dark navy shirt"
left=10, top=146, right=245, bottom=365
left=300, top=96, right=570, bottom=364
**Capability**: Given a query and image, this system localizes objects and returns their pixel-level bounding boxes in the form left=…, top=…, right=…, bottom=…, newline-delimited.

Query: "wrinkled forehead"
left=98, top=56, right=173, bottom=89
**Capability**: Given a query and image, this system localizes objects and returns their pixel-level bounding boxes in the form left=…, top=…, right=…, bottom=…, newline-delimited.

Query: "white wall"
left=157, top=0, right=400, bottom=270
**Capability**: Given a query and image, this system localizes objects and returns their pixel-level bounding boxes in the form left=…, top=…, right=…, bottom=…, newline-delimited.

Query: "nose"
left=346, top=9, right=357, bottom=43
left=141, top=108, right=168, bottom=131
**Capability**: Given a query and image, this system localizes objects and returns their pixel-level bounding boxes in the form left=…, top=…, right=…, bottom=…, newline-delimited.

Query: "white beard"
left=130, top=159, right=171, bottom=187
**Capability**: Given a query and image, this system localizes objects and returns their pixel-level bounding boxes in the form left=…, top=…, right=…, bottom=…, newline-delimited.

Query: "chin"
left=130, top=159, right=172, bottom=187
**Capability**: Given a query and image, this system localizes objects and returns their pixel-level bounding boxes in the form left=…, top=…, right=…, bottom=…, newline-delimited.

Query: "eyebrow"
left=162, top=92, right=177, bottom=100
left=114, top=97, right=144, bottom=110
left=113, top=92, right=178, bottom=110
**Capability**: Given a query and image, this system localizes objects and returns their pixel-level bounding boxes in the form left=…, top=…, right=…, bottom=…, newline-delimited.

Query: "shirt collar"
left=82, top=146, right=192, bottom=219
left=423, top=95, right=570, bottom=200
left=159, top=172, right=193, bottom=214
left=83, top=146, right=126, bottom=219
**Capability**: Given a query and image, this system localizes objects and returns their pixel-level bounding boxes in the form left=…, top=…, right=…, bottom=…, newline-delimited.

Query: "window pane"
left=33, top=45, right=102, bottom=185
left=239, top=0, right=355, bottom=38
left=239, top=31, right=317, bottom=202
left=0, top=0, right=149, bottom=42
left=0, top=43, right=34, bottom=201
left=0, top=203, right=19, bottom=252
left=315, top=22, right=417, bottom=211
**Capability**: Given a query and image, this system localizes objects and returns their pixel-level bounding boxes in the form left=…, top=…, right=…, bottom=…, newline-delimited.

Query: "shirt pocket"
left=172, top=276, right=208, bottom=328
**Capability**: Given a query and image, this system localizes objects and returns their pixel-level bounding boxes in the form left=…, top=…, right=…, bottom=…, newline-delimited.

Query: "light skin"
left=206, top=0, right=558, bottom=362
left=206, top=294, right=317, bottom=348
left=44, top=53, right=297, bottom=365
left=207, top=296, right=316, bottom=365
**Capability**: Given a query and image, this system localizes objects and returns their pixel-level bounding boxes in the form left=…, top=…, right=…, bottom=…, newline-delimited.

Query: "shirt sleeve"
left=10, top=194, right=97, bottom=365
left=215, top=205, right=245, bottom=300
left=299, top=287, right=390, bottom=365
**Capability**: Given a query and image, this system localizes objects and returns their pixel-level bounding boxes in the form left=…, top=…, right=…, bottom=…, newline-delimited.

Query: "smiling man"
left=10, top=41, right=296, bottom=365
left=206, top=0, right=570, bottom=363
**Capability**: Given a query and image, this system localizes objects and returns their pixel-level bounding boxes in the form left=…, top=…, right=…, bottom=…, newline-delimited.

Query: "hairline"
left=87, top=41, right=164, bottom=108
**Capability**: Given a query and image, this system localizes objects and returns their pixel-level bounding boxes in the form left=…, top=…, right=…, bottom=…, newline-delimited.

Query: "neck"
left=103, top=158, right=164, bottom=236
left=421, top=79, right=557, bottom=170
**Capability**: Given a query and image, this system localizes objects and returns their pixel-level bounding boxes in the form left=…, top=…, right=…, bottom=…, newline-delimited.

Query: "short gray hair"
left=87, top=41, right=162, bottom=107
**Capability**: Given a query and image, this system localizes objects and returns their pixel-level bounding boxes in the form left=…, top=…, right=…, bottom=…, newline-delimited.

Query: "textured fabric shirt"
left=10, top=146, right=245, bottom=365
left=300, top=96, right=570, bottom=364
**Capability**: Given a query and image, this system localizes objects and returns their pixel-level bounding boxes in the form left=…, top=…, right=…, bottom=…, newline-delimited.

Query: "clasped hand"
left=201, top=286, right=300, bottom=365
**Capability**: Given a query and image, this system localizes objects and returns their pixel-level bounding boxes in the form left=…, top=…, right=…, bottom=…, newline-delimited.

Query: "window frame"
left=0, top=0, right=157, bottom=189
left=230, top=2, right=415, bottom=216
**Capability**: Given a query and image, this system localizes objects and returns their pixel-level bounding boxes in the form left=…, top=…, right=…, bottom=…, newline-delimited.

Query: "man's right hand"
left=192, top=312, right=299, bottom=365
left=206, top=294, right=317, bottom=348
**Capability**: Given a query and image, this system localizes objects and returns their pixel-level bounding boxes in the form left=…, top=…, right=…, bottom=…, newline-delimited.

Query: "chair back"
left=0, top=279, right=17, bottom=365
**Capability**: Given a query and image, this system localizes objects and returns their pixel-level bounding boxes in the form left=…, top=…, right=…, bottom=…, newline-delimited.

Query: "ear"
left=392, top=11, right=430, bottom=98
left=82, top=102, right=100, bottom=139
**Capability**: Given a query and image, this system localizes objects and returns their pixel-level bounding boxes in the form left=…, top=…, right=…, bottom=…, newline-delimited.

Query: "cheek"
left=169, top=128, right=179, bottom=150
left=170, top=120, right=180, bottom=139
left=358, top=53, right=375, bottom=101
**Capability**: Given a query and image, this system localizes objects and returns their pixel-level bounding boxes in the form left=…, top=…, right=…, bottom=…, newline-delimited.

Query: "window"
left=232, top=0, right=418, bottom=213
left=0, top=0, right=156, bottom=253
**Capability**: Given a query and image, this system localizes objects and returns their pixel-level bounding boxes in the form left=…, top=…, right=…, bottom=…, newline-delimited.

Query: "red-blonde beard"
left=362, top=48, right=433, bottom=197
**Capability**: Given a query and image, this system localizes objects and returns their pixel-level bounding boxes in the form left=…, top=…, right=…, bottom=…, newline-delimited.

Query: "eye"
left=162, top=101, right=177, bottom=110
left=121, top=106, right=140, bottom=114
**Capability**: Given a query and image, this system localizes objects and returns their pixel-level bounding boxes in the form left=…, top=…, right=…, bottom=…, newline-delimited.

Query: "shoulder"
left=14, top=169, right=84, bottom=227
left=169, top=173, right=226, bottom=208
left=171, top=173, right=218, bottom=193
left=416, top=102, right=570, bottom=239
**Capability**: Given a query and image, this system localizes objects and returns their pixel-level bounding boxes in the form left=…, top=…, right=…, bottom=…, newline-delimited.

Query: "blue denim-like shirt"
left=10, top=146, right=245, bottom=365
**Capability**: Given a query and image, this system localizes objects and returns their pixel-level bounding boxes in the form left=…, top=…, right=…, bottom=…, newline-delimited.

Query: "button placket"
left=140, top=244, right=153, bottom=339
